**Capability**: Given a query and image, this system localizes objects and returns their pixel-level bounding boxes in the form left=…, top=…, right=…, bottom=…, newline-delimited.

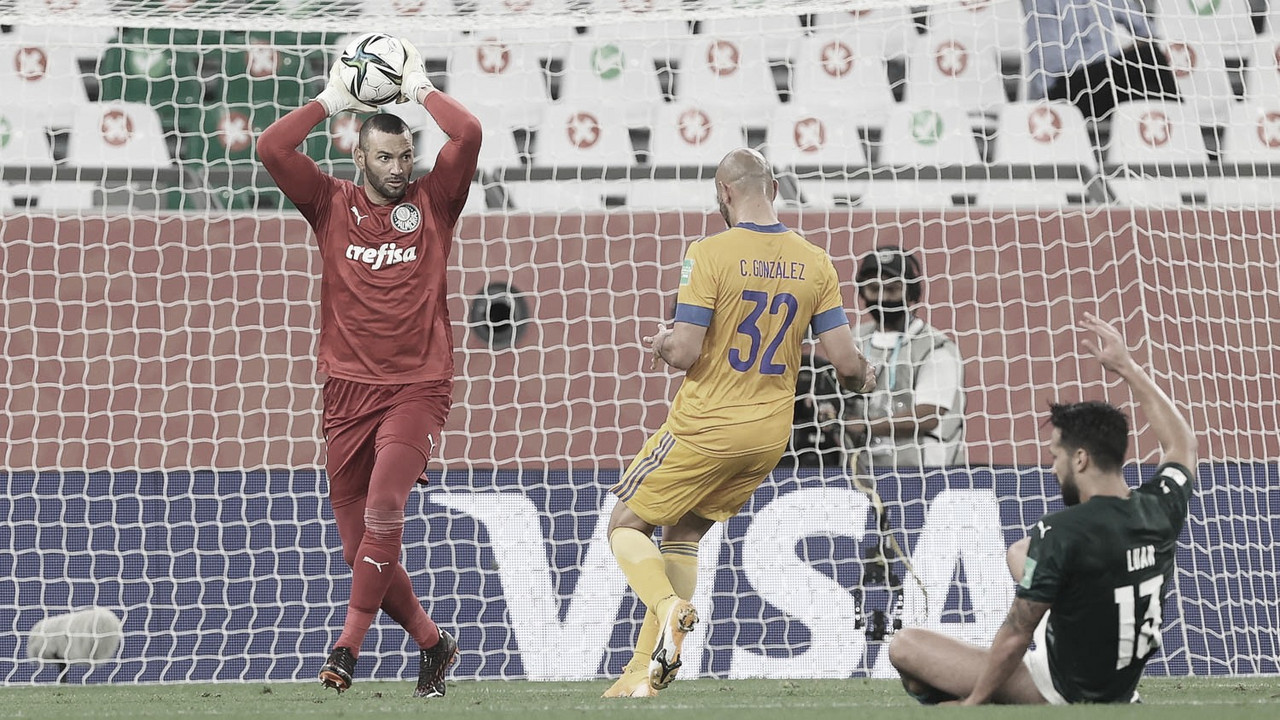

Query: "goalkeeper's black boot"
left=414, top=630, right=458, bottom=698
left=319, top=646, right=357, bottom=693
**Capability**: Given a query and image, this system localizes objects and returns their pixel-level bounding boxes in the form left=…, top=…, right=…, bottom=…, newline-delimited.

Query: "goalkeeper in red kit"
left=258, top=39, right=480, bottom=698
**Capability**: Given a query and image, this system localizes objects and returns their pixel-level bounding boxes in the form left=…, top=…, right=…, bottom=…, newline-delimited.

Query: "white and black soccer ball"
left=337, top=32, right=406, bottom=106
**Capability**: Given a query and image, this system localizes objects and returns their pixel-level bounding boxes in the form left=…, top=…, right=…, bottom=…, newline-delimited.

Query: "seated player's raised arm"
left=1079, top=313, right=1197, bottom=471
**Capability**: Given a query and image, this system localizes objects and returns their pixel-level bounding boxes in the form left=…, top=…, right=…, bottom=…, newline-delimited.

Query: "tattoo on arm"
left=1004, top=597, right=1051, bottom=635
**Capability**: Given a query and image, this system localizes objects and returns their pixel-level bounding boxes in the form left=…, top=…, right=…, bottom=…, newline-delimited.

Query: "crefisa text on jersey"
left=740, top=259, right=806, bottom=280
left=345, top=242, right=419, bottom=271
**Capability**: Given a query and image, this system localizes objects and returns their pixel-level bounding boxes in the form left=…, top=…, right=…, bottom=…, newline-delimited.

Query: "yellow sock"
left=610, top=527, right=676, bottom=611
left=627, top=540, right=700, bottom=671
left=662, top=541, right=699, bottom=600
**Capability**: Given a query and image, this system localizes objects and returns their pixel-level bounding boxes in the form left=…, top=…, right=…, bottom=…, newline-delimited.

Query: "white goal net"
left=1, top=0, right=1277, bottom=684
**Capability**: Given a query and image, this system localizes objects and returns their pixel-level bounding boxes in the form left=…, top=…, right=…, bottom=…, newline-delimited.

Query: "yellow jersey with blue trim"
left=666, top=222, right=848, bottom=457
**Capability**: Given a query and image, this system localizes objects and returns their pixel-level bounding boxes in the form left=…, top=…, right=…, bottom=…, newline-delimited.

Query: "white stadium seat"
left=1210, top=102, right=1280, bottom=206
left=557, top=35, right=665, bottom=127
left=648, top=102, right=745, bottom=167
left=696, top=14, right=805, bottom=60
left=447, top=35, right=552, bottom=131
left=1242, top=36, right=1280, bottom=102
left=927, top=0, right=1025, bottom=57
left=809, top=6, right=915, bottom=59
left=993, top=101, right=1095, bottom=167
left=878, top=105, right=982, bottom=166
left=0, top=35, right=90, bottom=129
left=1163, top=39, right=1233, bottom=125
left=765, top=105, right=866, bottom=169
left=534, top=103, right=634, bottom=168
left=67, top=102, right=171, bottom=169
left=675, top=35, right=780, bottom=121
left=584, top=18, right=693, bottom=67
left=1106, top=101, right=1208, bottom=206
left=905, top=30, right=1007, bottom=114
left=790, top=32, right=897, bottom=128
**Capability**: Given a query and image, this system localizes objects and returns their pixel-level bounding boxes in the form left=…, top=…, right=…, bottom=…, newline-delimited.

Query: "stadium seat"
left=0, top=110, right=55, bottom=166
left=584, top=18, right=694, bottom=68
left=905, top=30, right=1007, bottom=115
left=0, top=183, right=11, bottom=208
left=5, top=24, right=117, bottom=66
left=1106, top=100, right=1209, bottom=206
left=534, top=103, right=635, bottom=168
left=648, top=102, right=745, bottom=167
left=766, top=105, right=868, bottom=209
left=993, top=102, right=1096, bottom=168
left=696, top=14, right=805, bottom=60
left=0, top=34, right=91, bottom=129
left=789, top=32, right=897, bottom=128
left=809, top=7, right=915, bottom=59
left=864, top=105, right=981, bottom=209
left=1242, top=36, right=1280, bottom=102
left=926, top=0, right=1024, bottom=58
left=67, top=102, right=171, bottom=169
left=1163, top=40, right=1233, bottom=125
left=1106, top=100, right=1208, bottom=164
left=556, top=34, right=665, bottom=127
left=467, top=0, right=579, bottom=61
left=675, top=35, right=780, bottom=120
left=765, top=105, right=866, bottom=169
left=447, top=35, right=551, bottom=131
left=1219, top=101, right=1280, bottom=162
left=1209, top=101, right=1280, bottom=206
left=1152, top=0, right=1256, bottom=55
left=982, top=101, right=1097, bottom=207
left=877, top=105, right=982, bottom=166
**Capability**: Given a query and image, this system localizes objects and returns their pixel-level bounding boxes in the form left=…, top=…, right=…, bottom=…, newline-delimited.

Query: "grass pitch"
left=1, top=677, right=1277, bottom=720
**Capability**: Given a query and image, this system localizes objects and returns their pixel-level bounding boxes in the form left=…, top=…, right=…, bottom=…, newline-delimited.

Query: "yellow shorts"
left=610, top=426, right=785, bottom=527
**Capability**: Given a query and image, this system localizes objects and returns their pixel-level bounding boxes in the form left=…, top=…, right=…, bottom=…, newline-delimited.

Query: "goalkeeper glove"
left=397, top=38, right=436, bottom=103
left=315, top=58, right=377, bottom=116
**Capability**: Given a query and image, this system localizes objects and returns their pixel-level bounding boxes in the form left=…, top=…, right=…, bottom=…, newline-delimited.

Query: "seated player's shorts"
left=323, top=375, right=452, bottom=508
left=611, top=425, right=786, bottom=527
left=1022, top=614, right=1139, bottom=705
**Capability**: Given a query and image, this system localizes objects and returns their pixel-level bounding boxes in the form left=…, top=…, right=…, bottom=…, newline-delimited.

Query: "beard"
left=1059, top=472, right=1081, bottom=506
left=370, top=174, right=407, bottom=201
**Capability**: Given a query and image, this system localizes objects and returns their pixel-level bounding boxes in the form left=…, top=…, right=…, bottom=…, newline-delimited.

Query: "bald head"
left=714, top=147, right=778, bottom=227
left=715, top=148, right=773, bottom=197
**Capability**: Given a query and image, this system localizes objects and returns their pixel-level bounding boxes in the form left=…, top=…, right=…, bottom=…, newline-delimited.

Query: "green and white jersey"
left=1017, top=462, right=1195, bottom=703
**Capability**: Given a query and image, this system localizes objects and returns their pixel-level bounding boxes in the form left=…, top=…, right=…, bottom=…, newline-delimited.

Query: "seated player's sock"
left=335, top=506, right=405, bottom=652
left=380, top=564, right=441, bottom=650
left=609, top=527, right=677, bottom=610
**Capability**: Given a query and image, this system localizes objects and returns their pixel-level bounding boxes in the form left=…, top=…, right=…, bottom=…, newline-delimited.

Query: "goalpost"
left=1, top=0, right=1278, bottom=684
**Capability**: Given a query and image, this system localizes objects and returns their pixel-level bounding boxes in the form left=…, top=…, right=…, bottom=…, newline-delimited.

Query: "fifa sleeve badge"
left=680, top=258, right=695, bottom=287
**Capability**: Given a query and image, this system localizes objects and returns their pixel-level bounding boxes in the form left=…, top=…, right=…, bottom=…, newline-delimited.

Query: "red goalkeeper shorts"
left=322, top=376, right=452, bottom=508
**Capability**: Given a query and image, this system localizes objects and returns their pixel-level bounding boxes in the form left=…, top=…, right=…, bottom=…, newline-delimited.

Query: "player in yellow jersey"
left=604, top=148, right=877, bottom=697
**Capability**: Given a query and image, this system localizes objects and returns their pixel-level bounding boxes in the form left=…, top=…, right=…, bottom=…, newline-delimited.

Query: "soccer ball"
left=337, top=33, right=406, bottom=106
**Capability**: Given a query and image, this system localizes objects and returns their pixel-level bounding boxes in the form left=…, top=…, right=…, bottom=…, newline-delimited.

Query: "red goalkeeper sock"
left=381, top=565, right=441, bottom=649
left=334, top=442, right=423, bottom=653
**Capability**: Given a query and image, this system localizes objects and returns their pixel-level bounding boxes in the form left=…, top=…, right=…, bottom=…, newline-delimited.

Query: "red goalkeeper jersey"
left=258, top=95, right=481, bottom=384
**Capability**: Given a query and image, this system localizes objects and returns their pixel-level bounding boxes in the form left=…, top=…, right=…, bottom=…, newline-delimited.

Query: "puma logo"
left=1037, top=520, right=1052, bottom=538
left=362, top=556, right=389, bottom=573
left=351, top=206, right=368, bottom=225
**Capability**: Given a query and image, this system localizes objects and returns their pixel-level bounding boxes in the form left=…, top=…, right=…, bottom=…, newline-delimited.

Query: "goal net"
left=1, top=0, right=1277, bottom=684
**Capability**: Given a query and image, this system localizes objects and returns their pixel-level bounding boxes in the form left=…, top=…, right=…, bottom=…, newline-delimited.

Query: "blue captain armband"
left=810, top=306, right=848, bottom=335
left=674, top=303, right=713, bottom=327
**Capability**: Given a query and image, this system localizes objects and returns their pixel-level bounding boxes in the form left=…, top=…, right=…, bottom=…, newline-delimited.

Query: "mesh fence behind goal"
left=2, top=0, right=1278, bottom=684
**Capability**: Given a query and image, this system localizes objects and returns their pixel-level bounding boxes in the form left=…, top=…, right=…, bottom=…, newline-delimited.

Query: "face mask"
left=866, top=298, right=909, bottom=327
